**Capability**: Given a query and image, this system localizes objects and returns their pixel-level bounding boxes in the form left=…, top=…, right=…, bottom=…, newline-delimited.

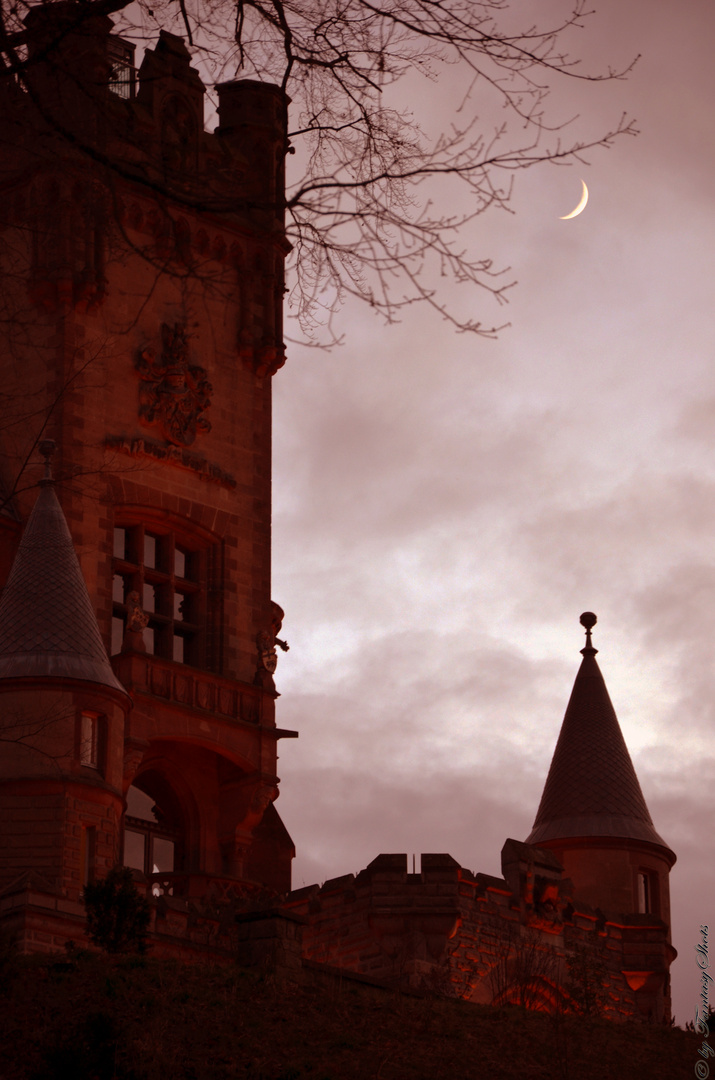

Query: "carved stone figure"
left=254, top=602, right=289, bottom=689
left=256, top=630, right=277, bottom=676
left=122, top=591, right=149, bottom=653
left=136, top=322, right=212, bottom=446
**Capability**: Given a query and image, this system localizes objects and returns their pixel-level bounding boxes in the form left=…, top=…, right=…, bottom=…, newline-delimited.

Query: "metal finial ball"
left=580, top=612, right=597, bottom=631
left=39, top=439, right=56, bottom=460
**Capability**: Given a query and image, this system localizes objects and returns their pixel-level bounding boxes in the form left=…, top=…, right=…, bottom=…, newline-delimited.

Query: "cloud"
left=272, top=0, right=715, bottom=1027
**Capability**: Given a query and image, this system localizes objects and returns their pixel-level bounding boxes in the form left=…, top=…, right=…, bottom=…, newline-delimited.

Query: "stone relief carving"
left=136, top=322, right=212, bottom=446
left=256, top=630, right=278, bottom=678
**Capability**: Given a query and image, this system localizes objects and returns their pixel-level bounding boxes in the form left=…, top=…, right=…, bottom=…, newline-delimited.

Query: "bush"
left=83, top=867, right=150, bottom=955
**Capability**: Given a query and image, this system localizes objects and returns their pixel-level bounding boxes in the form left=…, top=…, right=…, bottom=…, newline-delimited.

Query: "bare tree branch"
left=0, top=0, right=638, bottom=343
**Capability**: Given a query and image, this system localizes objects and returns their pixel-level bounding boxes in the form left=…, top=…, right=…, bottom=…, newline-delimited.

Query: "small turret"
left=526, top=614, right=676, bottom=1021
left=0, top=442, right=128, bottom=694
left=0, top=444, right=130, bottom=903
left=527, top=613, right=673, bottom=861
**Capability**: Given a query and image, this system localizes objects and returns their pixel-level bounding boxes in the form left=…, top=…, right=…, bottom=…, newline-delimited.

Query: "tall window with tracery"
left=111, top=521, right=216, bottom=668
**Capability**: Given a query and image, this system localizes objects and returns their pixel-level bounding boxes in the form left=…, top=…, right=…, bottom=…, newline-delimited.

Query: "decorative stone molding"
left=243, top=344, right=287, bottom=381
left=105, top=434, right=236, bottom=489
left=111, top=652, right=273, bottom=729
left=123, top=738, right=150, bottom=792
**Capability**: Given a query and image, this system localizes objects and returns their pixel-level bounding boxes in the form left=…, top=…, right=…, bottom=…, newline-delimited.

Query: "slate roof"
left=0, top=479, right=128, bottom=695
left=526, top=618, right=673, bottom=857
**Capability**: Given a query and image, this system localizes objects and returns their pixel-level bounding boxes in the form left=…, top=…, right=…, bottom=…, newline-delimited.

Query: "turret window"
left=79, top=712, right=102, bottom=771
left=111, top=522, right=212, bottom=667
left=637, top=870, right=659, bottom=915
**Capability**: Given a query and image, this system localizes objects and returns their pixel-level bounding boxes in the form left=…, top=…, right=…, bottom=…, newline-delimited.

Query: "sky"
left=268, top=0, right=715, bottom=1026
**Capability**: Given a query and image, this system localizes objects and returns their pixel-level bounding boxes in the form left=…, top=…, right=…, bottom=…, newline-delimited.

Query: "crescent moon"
left=560, top=180, right=589, bottom=220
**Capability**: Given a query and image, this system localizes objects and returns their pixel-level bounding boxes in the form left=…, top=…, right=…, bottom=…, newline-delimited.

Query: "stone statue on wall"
left=122, top=591, right=149, bottom=653
left=254, top=602, right=289, bottom=690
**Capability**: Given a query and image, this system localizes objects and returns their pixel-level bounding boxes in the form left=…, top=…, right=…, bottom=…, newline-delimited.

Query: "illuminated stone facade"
left=0, top=5, right=295, bottom=950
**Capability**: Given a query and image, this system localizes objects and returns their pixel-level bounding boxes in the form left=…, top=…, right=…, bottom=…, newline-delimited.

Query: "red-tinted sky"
left=269, top=0, right=715, bottom=1026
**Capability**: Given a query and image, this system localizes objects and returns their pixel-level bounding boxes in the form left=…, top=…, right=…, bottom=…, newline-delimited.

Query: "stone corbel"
left=122, top=737, right=150, bottom=794
left=239, top=342, right=287, bottom=381
left=220, top=772, right=279, bottom=840
left=255, top=344, right=286, bottom=379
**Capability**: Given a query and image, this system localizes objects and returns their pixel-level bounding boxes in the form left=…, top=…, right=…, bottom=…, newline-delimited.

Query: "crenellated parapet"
left=284, top=841, right=673, bottom=1021
left=0, top=5, right=289, bottom=377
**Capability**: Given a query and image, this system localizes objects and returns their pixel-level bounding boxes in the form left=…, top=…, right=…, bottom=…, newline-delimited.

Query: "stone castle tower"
left=526, top=613, right=676, bottom=1019
left=526, top=612, right=675, bottom=930
left=0, top=4, right=676, bottom=1020
left=0, top=4, right=296, bottom=947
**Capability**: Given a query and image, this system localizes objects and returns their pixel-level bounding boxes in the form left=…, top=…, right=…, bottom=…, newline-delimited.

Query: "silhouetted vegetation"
left=83, top=867, right=150, bottom=955
left=1, top=952, right=702, bottom=1080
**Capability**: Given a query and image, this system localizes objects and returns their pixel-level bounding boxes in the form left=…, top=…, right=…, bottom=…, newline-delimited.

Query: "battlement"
left=2, top=6, right=288, bottom=239
left=283, top=842, right=674, bottom=1022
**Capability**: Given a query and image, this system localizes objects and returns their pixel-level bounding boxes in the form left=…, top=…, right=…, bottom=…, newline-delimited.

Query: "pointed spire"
left=526, top=614, right=672, bottom=853
left=0, top=451, right=128, bottom=696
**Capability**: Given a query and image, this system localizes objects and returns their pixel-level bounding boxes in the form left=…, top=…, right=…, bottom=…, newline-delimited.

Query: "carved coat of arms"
left=136, top=323, right=212, bottom=446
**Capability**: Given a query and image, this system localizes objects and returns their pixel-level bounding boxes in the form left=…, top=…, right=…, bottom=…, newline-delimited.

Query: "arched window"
left=123, top=779, right=183, bottom=887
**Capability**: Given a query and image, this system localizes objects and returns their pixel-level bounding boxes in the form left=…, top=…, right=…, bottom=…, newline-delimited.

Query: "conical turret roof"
left=0, top=469, right=128, bottom=696
left=526, top=613, right=672, bottom=855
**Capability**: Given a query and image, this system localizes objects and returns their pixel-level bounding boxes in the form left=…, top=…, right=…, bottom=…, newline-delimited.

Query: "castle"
left=0, top=5, right=675, bottom=1022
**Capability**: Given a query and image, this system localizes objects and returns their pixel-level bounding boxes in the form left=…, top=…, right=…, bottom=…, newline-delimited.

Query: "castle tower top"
left=0, top=452, right=128, bottom=697
left=526, top=614, right=674, bottom=861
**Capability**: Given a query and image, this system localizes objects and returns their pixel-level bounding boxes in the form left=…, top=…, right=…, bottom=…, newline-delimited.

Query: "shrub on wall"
left=83, top=867, right=150, bottom=955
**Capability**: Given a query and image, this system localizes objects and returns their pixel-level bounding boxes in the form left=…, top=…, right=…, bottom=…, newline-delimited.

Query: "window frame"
left=111, top=514, right=220, bottom=670
left=123, top=782, right=183, bottom=888
left=78, top=710, right=104, bottom=772
left=636, top=869, right=659, bottom=915
left=123, top=817, right=180, bottom=877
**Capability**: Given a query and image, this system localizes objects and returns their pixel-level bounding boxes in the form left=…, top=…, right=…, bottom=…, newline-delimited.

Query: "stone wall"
left=0, top=838, right=674, bottom=1023
left=284, top=841, right=674, bottom=1022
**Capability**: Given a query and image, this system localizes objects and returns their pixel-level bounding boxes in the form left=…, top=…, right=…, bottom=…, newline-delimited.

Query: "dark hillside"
left=2, top=954, right=702, bottom=1080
